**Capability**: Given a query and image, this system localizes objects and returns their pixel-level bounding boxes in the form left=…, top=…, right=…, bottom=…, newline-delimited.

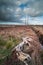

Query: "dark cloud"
left=0, top=0, right=43, bottom=22
left=0, top=0, right=22, bottom=22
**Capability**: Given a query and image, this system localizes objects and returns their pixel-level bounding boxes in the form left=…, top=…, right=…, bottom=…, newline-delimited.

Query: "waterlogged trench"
left=12, top=37, right=32, bottom=65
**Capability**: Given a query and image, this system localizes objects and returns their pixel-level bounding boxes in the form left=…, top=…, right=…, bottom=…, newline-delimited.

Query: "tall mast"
left=25, top=14, right=28, bottom=25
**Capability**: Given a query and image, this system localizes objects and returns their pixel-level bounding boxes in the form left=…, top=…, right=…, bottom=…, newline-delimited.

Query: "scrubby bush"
left=6, top=40, right=14, bottom=49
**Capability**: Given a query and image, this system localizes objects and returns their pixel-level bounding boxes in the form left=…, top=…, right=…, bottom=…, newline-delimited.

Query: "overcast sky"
left=0, top=0, right=43, bottom=25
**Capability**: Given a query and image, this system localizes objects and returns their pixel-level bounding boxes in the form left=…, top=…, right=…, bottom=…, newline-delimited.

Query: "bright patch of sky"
left=0, top=0, right=43, bottom=25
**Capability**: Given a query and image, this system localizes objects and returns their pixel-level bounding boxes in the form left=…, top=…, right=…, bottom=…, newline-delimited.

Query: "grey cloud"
left=0, top=0, right=43, bottom=22
left=0, top=0, right=17, bottom=6
left=24, top=0, right=43, bottom=17
left=0, top=0, right=23, bottom=22
left=17, top=0, right=43, bottom=17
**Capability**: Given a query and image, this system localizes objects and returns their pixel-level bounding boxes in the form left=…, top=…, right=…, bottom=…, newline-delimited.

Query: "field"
left=0, top=25, right=43, bottom=65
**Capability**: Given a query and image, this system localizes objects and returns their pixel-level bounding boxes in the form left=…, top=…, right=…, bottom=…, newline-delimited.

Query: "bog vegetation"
left=0, top=35, right=21, bottom=64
